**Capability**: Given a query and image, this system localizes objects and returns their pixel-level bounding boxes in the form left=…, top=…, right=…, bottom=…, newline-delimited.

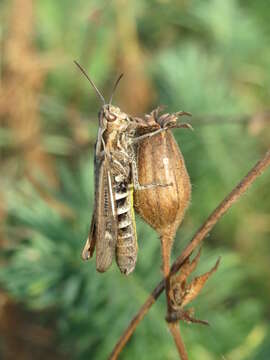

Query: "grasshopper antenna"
left=74, top=60, right=106, bottom=105
left=109, top=73, right=124, bottom=105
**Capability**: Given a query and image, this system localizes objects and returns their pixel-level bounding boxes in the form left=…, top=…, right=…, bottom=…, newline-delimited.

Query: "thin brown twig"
left=109, top=148, right=270, bottom=360
left=168, top=322, right=188, bottom=360
left=160, top=234, right=172, bottom=312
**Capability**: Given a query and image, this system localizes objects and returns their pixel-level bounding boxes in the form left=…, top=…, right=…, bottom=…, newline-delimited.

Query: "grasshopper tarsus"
left=81, top=239, right=92, bottom=261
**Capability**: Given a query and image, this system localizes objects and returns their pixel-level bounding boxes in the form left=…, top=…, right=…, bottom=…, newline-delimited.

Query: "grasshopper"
left=75, top=62, right=172, bottom=275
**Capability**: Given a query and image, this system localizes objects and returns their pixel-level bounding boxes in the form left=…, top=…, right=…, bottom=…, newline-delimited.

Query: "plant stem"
left=161, top=234, right=189, bottom=359
left=160, top=234, right=171, bottom=306
left=168, top=323, right=188, bottom=360
left=108, top=149, right=270, bottom=360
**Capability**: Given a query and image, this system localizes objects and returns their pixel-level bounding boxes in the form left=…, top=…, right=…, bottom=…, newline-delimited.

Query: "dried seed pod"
left=134, top=110, right=191, bottom=244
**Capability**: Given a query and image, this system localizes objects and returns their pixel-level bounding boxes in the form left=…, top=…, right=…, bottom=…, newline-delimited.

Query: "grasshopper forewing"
left=82, top=156, right=118, bottom=272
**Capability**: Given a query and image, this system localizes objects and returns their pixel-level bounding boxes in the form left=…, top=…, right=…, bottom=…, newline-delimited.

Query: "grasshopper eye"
left=105, top=109, right=117, bottom=122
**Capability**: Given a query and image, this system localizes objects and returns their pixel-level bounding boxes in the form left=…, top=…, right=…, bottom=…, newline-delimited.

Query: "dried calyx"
left=167, top=247, right=220, bottom=324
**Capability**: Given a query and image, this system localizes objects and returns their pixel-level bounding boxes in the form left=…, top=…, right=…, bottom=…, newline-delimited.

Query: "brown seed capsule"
left=134, top=108, right=192, bottom=325
left=134, top=112, right=191, bottom=240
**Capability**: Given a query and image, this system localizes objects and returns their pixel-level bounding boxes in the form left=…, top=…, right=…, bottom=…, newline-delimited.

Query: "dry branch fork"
left=109, top=146, right=270, bottom=360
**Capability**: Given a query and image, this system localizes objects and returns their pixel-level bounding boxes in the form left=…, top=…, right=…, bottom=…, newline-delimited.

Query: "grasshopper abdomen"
left=114, top=180, right=137, bottom=275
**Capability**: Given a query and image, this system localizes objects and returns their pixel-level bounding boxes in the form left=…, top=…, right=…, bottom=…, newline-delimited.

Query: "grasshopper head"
left=101, top=104, right=131, bottom=135
left=103, top=104, right=126, bottom=122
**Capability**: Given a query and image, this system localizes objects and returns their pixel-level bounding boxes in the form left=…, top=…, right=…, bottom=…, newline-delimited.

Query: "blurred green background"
left=0, top=0, right=269, bottom=359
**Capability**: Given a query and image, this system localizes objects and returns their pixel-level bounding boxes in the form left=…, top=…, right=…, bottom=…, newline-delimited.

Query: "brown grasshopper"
left=75, top=62, right=174, bottom=275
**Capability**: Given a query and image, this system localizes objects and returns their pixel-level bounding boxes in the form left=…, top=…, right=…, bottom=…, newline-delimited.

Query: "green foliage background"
left=0, top=0, right=269, bottom=359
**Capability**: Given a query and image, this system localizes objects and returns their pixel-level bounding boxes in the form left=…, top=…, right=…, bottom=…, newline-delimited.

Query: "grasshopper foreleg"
left=132, top=127, right=169, bottom=144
